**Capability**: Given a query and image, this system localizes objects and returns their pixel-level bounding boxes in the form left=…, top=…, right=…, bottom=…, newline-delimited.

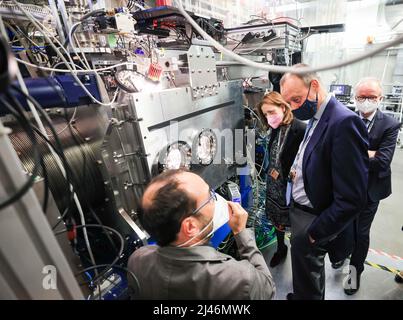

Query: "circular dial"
left=196, top=129, right=217, bottom=165
left=115, top=69, right=139, bottom=93
left=159, top=141, right=192, bottom=172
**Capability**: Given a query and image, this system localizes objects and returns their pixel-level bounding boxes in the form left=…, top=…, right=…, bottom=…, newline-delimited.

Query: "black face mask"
left=292, top=83, right=318, bottom=121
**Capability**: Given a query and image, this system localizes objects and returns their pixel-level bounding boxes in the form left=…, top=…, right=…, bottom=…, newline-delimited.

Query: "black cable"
left=40, top=157, right=49, bottom=213
left=61, top=108, right=119, bottom=254
left=55, top=224, right=125, bottom=284
left=63, top=9, right=105, bottom=47
left=27, top=124, right=77, bottom=226
left=9, top=86, right=72, bottom=180
left=36, top=73, right=119, bottom=255
left=18, top=77, right=119, bottom=262
left=10, top=76, right=122, bottom=286
left=9, top=86, right=76, bottom=223
left=26, top=123, right=112, bottom=251
left=81, top=9, right=106, bottom=21
left=232, top=41, right=243, bottom=52
left=0, top=95, right=42, bottom=210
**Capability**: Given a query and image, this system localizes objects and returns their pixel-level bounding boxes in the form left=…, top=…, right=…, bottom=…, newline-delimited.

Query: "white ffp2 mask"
left=356, top=99, right=378, bottom=114
left=177, top=193, right=229, bottom=247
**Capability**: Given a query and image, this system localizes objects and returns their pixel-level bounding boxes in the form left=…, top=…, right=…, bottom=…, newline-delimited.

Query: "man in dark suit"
left=343, top=77, right=401, bottom=295
left=280, top=64, right=369, bottom=300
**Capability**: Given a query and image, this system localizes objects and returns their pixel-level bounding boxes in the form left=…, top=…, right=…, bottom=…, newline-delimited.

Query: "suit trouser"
left=349, top=200, right=380, bottom=274
left=289, top=206, right=328, bottom=300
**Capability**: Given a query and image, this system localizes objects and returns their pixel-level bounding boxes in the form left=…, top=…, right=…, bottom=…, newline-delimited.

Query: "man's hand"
left=227, top=202, right=248, bottom=235
left=368, top=150, right=377, bottom=158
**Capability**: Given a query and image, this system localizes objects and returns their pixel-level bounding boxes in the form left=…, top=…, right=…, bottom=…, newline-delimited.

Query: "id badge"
left=270, top=169, right=280, bottom=180
left=289, top=169, right=296, bottom=182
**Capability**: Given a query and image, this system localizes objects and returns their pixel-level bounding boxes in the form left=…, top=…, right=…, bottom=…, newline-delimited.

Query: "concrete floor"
left=262, top=147, right=403, bottom=300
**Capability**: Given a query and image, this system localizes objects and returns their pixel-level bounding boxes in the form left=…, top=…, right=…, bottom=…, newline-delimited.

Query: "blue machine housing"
left=1, top=74, right=101, bottom=115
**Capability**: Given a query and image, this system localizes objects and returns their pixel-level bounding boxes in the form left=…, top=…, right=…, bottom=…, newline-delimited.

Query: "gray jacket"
left=127, top=228, right=275, bottom=300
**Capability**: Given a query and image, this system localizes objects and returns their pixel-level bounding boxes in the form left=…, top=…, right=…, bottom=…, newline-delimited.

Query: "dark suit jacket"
left=302, top=97, right=369, bottom=258
left=268, top=118, right=307, bottom=178
left=364, top=110, right=401, bottom=202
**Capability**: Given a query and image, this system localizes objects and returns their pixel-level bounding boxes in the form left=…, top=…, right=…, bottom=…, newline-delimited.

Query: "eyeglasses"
left=355, top=96, right=380, bottom=103
left=191, top=188, right=217, bottom=216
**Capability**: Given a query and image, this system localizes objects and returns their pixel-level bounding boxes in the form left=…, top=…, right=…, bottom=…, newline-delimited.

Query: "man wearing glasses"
left=342, top=77, right=401, bottom=295
left=128, top=169, right=275, bottom=299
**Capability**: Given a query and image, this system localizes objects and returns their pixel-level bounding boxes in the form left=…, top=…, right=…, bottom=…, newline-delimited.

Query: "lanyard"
left=366, top=111, right=377, bottom=133
left=290, top=118, right=315, bottom=174
left=274, top=125, right=291, bottom=167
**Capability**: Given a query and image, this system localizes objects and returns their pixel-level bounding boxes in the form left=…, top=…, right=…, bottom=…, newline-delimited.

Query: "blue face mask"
left=292, top=83, right=318, bottom=121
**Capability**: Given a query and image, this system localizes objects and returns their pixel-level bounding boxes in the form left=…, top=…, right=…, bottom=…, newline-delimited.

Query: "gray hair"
left=280, top=63, right=322, bottom=87
left=354, top=77, right=383, bottom=95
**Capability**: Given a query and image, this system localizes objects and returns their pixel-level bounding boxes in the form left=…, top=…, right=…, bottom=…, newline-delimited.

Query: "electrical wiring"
left=9, top=4, right=75, bottom=68
left=80, top=8, right=105, bottom=22
left=73, top=33, right=92, bottom=71
left=245, top=16, right=272, bottom=25
left=11, top=0, right=116, bottom=107
left=15, top=58, right=137, bottom=73
left=50, top=62, right=85, bottom=76
left=392, top=18, right=403, bottom=30
left=23, top=12, right=77, bottom=70
left=27, top=121, right=118, bottom=258
left=75, top=264, right=141, bottom=299
left=174, top=0, right=403, bottom=75
left=134, top=2, right=146, bottom=11
left=69, top=21, right=92, bottom=71
left=10, top=84, right=98, bottom=274
left=60, top=105, right=119, bottom=255
left=0, top=1, right=51, bottom=20
left=4, top=21, right=48, bottom=63
left=7, top=96, right=76, bottom=224
left=295, top=25, right=315, bottom=42
left=270, top=16, right=302, bottom=27
left=40, top=157, right=49, bottom=214
left=55, top=223, right=123, bottom=299
left=0, top=96, right=41, bottom=210
left=55, top=224, right=125, bottom=284
left=54, top=224, right=124, bottom=260
left=231, top=41, right=243, bottom=52
left=28, top=78, right=98, bottom=239
left=56, top=107, right=77, bottom=135
left=24, top=120, right=77, bottom=231
left=237, top=36, right=283, bottom=55
left=81, top=272, right=123, bottom=300
left=257, top=147, right=268, bottom=179
left=244, top=105, right=265, bottom=129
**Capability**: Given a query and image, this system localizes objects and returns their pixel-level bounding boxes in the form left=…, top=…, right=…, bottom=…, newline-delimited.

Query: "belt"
left=292, top=201, right=320, bottom=215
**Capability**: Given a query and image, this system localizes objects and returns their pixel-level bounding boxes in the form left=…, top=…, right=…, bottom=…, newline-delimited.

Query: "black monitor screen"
left=330, top=84, right=351, bottom=96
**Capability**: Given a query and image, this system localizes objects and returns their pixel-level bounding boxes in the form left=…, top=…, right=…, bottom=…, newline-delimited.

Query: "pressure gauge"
left=195, top=129, right=217, bottom=165
left=158, top=141, right=192, bottom=172
left=115, top=69, right=139, bottom=93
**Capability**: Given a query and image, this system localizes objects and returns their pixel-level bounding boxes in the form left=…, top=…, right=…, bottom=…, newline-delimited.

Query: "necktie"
left=362, top=118, right=370, bottom=127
